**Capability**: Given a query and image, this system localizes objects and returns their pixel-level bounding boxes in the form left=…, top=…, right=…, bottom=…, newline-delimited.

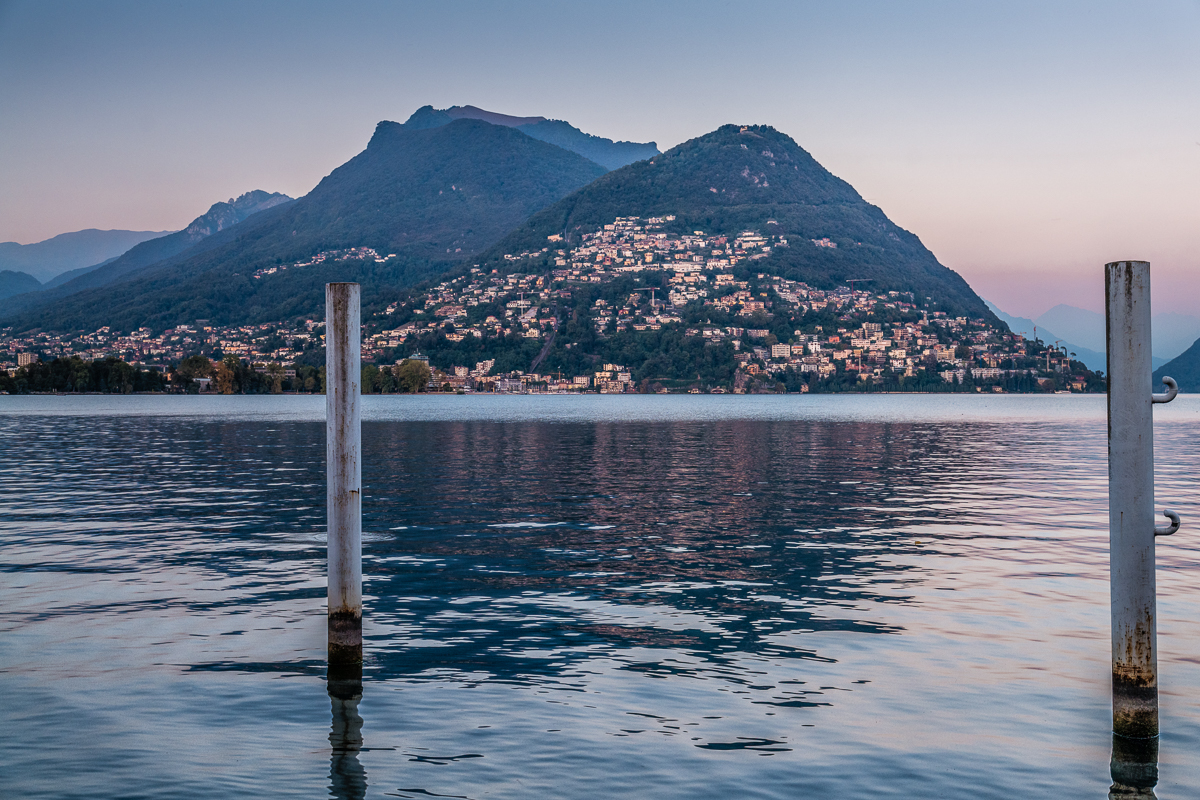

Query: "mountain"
left=406, top=105, right=548, bottom=128
left=240, top=118, right=607, bottom=261
left=1034, top=305, right=1106, bottom=353
left=0, top=270, right=42, bottom=301
left=404, top=105, right=660, bottom=170
left=986, top=301, right=1109, bottom=372
left=487, top=124, right=995, bottom=321
left=43, top=254, right=123, bottom=289
left=1151, top=312, right=1200, bottom=363
left=1033, top=304, right=1200, bottom=363
left=5, top=119, right=609, bottom=332
left=0, top=228, right=170, bottom=283
left=63, top=190, right=292, bottom=292
left=3, top=191, right=293, bottom=316
left=1154, top=336, right=1200, bottom=392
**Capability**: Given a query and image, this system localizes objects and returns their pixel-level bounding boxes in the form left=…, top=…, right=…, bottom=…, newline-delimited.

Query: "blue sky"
left=1, top=0, right=1197, bottom=315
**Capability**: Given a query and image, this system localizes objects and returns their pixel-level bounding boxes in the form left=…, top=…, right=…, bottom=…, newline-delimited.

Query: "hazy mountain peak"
left=183, top=190, right=292, bottom=242
left=401, top=104, right=659, bottom=170
left=0, top=228, right=172, bottom=283
left=445, top=105, right=547, bottom=127
left=1032, top=303, right=1200, bottom=362
left=986, top=300, right=1110, bottom=371
left=3, top=120, right=609, bottom=331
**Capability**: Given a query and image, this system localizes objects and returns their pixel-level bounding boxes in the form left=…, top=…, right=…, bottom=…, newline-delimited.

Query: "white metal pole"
left=327, top=282, right=362, bottom=667
left=1105, top=261, right=1157, bottom=741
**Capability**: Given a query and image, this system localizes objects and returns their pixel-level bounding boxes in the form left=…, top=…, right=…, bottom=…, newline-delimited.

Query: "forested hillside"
left=4, top=119, right=607, bottom=332
left=487, top=125, right=996, bottom=321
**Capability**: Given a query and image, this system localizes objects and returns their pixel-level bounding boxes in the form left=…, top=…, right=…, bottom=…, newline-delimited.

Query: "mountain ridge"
left=0, top=270, right=43, bottom=301
left=0, top=228, right=171, bottom=283
left=10, top=118, right=1009, bottom=343
left=403, top=105, right=660, bottom=170
left=1154, top=336, right=1200, bottom=392
left=3, top=119, right=608, bottom=332
left=985, top=301, right=1112, bottom=372
left=484, top=124, right=996, bottom=322
left=3, top=191, right=293, bottom=317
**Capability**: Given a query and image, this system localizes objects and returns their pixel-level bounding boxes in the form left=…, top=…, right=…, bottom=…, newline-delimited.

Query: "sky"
left=1, top=0, right=1198, bottom=317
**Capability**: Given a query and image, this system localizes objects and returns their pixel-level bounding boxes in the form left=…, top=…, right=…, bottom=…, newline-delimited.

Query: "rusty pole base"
left=1112, top=672, right=1159, bottom=740
left=329, top=610, right=363, bottom=667
left=1109, top=732, right=1158, bottom=798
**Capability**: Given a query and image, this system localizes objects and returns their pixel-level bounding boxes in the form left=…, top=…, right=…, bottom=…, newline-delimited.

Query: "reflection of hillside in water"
left=362, top=419, right=1007, bottom=683
left=2, top=413, right=1016, bottom=698
left=17, top=406, right=1190, bottom=796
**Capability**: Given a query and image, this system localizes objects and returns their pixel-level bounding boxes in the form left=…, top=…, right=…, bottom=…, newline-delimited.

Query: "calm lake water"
left=2, top=394, right=1199, bottom=799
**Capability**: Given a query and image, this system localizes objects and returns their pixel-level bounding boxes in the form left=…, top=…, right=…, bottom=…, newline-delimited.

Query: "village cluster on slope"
left=361, top=215, right=1097, bottom=393
left=2, top=215, right=1099, bottom=394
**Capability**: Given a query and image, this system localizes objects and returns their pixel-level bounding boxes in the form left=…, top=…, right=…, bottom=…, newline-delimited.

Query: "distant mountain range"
left=3, top=118, right=607, bottom=332
left=404, top=105, right=660, bottom=170
left=1035, top=304, right=1200, bottom=363
left=3, top=191, right=292, bottom=314
left=986, top=302, right=1111, bottom=372
left=6, top=109, right=998, bottom=344
left=987, top=301, right=1200, bottom=372
left=0, top=228, right=171, bottom=284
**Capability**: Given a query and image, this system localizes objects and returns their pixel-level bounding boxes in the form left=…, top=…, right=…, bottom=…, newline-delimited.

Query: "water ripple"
left=1, top=395, right=1198, bottom=799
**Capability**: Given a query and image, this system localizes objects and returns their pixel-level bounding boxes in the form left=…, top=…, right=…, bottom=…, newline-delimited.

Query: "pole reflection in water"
left=328, top=666, right=366, bottom=800
left=1109, top=734, right=1157, bottom=799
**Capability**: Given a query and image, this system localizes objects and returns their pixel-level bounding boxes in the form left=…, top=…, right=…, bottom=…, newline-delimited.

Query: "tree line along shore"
left=2, top=352, right=1103, bottom=396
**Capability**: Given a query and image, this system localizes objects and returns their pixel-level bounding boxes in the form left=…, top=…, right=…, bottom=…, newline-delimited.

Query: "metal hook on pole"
left=1154, top=510, right=1181, bottom=537
left=1104, top=260, right=1190, bottom=795
left=1151, top=376, right=1178, bottom=404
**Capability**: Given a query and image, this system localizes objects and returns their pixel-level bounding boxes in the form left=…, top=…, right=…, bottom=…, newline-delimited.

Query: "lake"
left=2, top=394, right=1199, bottom=798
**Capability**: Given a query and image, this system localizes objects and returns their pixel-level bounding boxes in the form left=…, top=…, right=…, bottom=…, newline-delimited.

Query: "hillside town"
left=1, top=215, right=1100, bottom=394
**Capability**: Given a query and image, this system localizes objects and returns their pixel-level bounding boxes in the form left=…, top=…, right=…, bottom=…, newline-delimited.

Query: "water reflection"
left=1109, top=734, right=1157, bottom=798
left=360, top=419, right=1008, bottom=681
left=328, top=667, right=366, bottom=800
left=3, top=400, right=1199, bottom=799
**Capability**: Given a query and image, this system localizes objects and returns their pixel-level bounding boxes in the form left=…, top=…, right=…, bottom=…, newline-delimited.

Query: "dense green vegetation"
left=175, top=355, right=327, bottom=394
left=1, top=356, right=167, bottom=394
left=0, top=355, right=332, bottom=395
left=361, top=359, right=432, bottom=393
